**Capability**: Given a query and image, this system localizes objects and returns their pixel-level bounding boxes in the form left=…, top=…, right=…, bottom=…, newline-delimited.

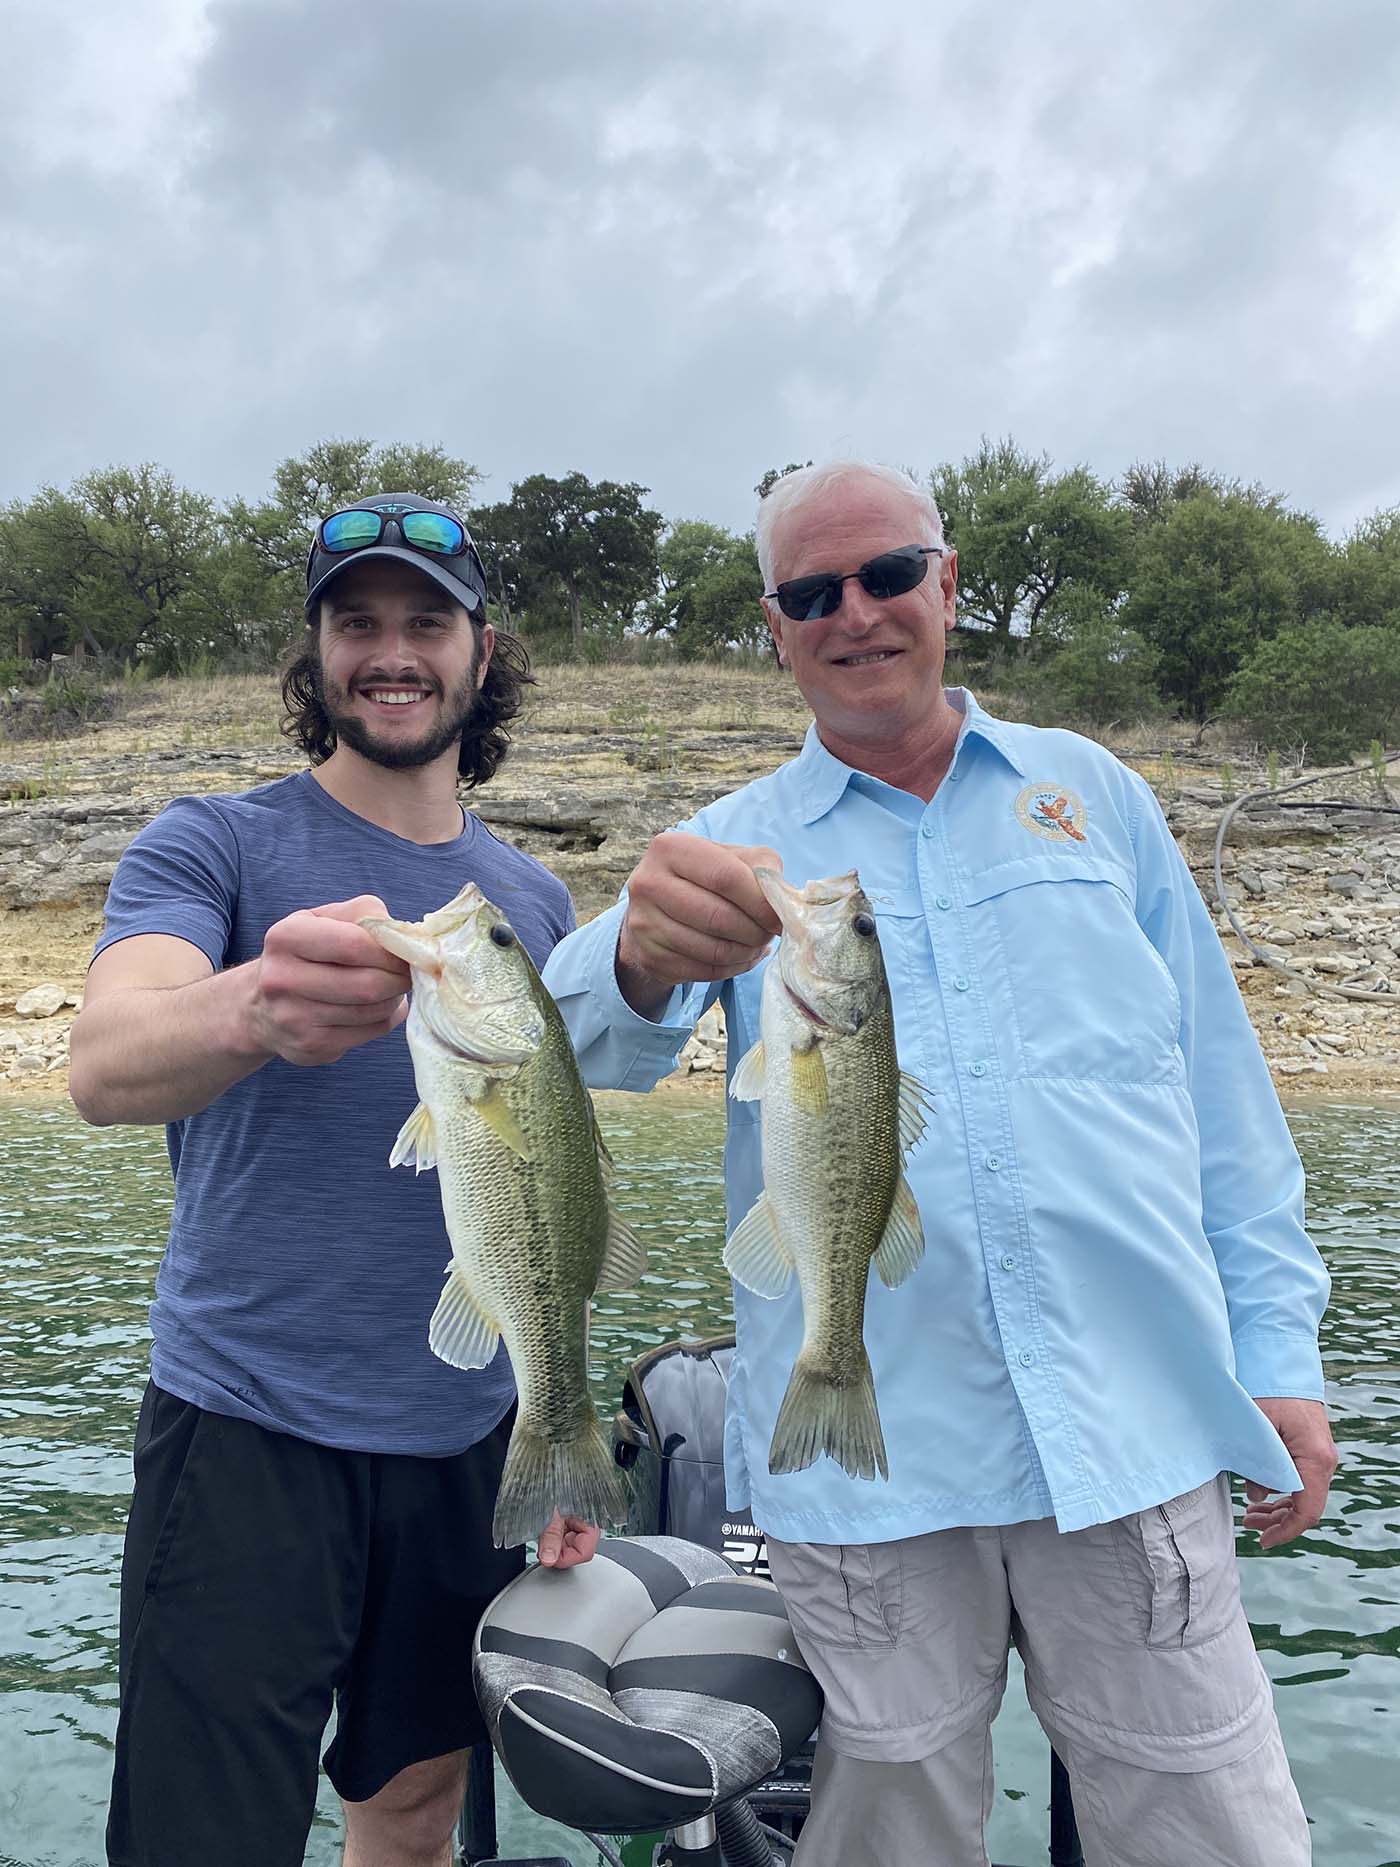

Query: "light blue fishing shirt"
left=544, top=690, right=1330, bottom=1544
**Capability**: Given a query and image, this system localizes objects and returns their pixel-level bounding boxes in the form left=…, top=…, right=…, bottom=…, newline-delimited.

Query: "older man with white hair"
left=543, top=461, right=1332, bottom=1865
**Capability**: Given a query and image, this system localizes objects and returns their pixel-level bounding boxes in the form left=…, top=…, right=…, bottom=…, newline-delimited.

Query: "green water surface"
left=0, top=1096, right=1396, bottom=1865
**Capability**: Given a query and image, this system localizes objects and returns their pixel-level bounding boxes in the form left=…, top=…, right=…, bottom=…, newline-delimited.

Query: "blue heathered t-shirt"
left=94, top=770, right=576, bottom=1455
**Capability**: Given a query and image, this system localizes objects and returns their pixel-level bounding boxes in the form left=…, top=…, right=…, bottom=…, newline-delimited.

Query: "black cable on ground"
left=1212, top=750, right=1400, bottom=1004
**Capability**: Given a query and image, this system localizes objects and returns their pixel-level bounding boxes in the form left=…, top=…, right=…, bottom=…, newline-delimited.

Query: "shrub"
left=0, top=655, right=44, bottom=690
left=999, top=620, right=1165, bottom=728
left=2, top=668, right=115, bottom=740
left=1225, top=618, right=1400, bottom=764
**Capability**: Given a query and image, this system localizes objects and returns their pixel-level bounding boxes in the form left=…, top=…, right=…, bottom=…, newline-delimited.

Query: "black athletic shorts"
left=106, top=1382, right=524, bottom=1867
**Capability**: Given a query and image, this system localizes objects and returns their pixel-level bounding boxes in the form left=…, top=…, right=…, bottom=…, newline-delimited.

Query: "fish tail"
left=768, top=1351, right=889, bottom=1483
left=491, top=1410, right=629, bottom=1550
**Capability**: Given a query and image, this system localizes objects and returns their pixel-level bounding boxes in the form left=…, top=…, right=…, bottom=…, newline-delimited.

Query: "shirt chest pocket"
left=960, top=853, right=1183, bottom=1085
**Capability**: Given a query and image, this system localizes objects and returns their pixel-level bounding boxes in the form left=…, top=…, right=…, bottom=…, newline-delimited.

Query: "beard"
left=312, top=654, right=484, bottom=771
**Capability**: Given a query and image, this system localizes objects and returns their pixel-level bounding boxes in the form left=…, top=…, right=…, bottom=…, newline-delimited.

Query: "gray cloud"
left=2, top=0, right=1396, bottom=536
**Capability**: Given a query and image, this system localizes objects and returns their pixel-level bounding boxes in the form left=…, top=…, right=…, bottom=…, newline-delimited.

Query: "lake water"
left=0, top=1094, right=1396, bottom=1866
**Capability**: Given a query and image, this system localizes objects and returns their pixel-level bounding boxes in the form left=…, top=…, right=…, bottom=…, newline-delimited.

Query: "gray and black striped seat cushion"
left=473, top=1534, right=822, bottom=1833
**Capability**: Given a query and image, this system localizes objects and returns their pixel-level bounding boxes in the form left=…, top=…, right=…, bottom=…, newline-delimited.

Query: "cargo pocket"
left=767, top=1538, right=903, bottom=1651
left=1119, top=1475, right=1234, bottom=1650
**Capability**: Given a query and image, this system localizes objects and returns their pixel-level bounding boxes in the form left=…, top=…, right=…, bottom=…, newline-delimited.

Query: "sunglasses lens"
left=322, top=511, right=382, bottom=552
left=401, top=512, right=465, bottom=555
left=860, top=548, right=929, bottom=600
left=777, top=576, right=841, bottom=623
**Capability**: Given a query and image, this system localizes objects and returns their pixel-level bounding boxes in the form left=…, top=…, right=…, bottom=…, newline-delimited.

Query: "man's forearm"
left=69, top=964, right=272, bottom=1126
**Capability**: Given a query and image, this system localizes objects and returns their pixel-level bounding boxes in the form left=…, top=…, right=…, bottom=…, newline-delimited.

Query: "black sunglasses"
left=766, top=543, right=948, bottom=622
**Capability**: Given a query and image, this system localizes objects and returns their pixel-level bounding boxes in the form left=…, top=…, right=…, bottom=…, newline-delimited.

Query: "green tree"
left=648, top=521, right=766, bottom=658
left=493, top=472, right=663, bottom=656
left=0, top=467, right=223, bottom=669
left=1119, top=459, right=1217, bottom=527
left=1014, top=598, right=1163, bottom=729
left=469, top=499, right=529, bottom=631
left=72, top=465, right=223, bottom=667
left=931, top=438, right=1128, bottom=649
left=1120, top=489, right=1334, bottom=721
left=0, top=486, right=93, bottom=660
left=754, top=461, right=812, bottom=500
left=1225, top=618, right=1400, bottom=762
left=1331, top=508, right=1400, bottom=630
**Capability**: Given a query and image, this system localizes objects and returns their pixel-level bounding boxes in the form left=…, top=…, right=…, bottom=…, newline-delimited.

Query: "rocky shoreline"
left=2, top=671, right=1398, bottom=1103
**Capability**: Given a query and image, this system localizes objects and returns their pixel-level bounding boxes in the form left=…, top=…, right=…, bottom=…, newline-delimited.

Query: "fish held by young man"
left=725, top=869, right=933, bottom=1482
left=361, top=883, right=643, bottom=1548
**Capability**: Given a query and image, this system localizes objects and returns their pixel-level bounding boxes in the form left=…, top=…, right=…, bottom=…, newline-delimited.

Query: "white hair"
left=754, top=459, right=946, bottom=592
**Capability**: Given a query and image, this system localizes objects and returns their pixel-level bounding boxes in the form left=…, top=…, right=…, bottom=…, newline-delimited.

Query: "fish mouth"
left=419, top=992, right=537, bottom=1068
left=782, top=977, right=831, bottom=1029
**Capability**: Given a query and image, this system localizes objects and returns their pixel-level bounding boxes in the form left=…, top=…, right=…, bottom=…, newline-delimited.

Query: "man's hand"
left=248, top=896, right=410, bottom=1067
left=615, top=833, right=784, bottom=1017
left=536, top=1510, right=602, bottom=1569
left=1245, top=1397, right=1337, bottom=1548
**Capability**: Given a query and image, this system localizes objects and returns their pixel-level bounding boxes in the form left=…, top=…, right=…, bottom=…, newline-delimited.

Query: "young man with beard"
left=70, top=495, right=598, bottom=1867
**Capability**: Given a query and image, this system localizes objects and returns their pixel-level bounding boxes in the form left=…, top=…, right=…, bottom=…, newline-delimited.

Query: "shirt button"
left=984, top=1153, right=1002, bottom=1172
left=969, top=1060, right=987, bottom=1078
left=920, top=820, right=935, bottom=840
left=1018, top=1349, right=1036, bottom=1368
left=953, top=975, right=970, bottom=992
left=1000, top=1253, right=1018, bottom=1271
left=935, top=893, right=952, bottom=911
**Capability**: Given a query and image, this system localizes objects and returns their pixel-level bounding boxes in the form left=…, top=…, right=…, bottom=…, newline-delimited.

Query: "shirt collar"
left=793, top=688, right=1027, bottom=825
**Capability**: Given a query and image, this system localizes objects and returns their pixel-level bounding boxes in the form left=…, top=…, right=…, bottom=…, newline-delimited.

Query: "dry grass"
left=0, top=659, right=1281, bottom=792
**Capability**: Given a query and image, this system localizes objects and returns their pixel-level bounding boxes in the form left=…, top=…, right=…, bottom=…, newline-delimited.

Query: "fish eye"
left=852, top=912, right=877, bottom=938
left=489, top=923, right=516, bottom=948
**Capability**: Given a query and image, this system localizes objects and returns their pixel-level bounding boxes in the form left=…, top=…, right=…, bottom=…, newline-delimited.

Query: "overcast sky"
left=3, top=0, right=1398, bottom=539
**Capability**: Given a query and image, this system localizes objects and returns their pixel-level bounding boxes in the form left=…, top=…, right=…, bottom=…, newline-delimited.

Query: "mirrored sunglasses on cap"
left=318, top=506, right=472, bottom=559
left=766, top=543, right=948, bottom=623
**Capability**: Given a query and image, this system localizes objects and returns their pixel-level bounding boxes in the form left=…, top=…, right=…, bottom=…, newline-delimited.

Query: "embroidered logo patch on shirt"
left=1014, top=784, right=1089, bottom=843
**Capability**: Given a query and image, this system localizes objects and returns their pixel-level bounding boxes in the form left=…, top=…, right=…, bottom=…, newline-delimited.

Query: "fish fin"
left=768, top=1349, right=888, bottom=1482
left=873, top=1174, right=926, bottom=1288
left=898, top=1071, right=936, bottom=1157
left=468, top=1081, right=531, bottom=1160
left=389, top=1101, right=438, bottom=1173
left=596, top=1205, right=647, bottom=1291
left=790, top=1039, right=829, bottom=1116
left=723, top=1195, right=795, bottom=1298
left=729, top=1039, right=766, bottom=1102
left=427, top=1268, right=501, bottom=1370
left=491, top=1409, right=629, bottom=1549
left=359, top=916, right=443, bottom=976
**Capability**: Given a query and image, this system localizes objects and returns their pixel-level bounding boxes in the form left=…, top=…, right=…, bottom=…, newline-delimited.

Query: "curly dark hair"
left=280, top=617, right=534, bottom=790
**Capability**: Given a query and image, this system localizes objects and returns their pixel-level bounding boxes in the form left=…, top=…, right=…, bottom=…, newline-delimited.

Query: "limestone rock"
left=16, top=984, right=66, bottom=1019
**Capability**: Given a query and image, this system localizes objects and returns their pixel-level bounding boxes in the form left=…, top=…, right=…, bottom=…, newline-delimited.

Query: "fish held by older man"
left=361, top=883, right=644, bottom=1548
left=725, top=869, right=933, bottom=1482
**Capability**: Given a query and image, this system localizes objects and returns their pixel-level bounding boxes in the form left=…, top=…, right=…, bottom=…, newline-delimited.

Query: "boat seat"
left=472, top=1534, right=822, bottom=1835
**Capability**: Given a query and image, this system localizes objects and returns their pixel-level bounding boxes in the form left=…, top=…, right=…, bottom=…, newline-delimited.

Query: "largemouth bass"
left=726, top=869, right=933, bottom=1481
left=362, top=883, right=643, bottom=1547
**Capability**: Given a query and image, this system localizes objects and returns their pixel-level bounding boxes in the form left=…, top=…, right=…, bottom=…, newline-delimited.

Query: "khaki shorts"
left=766, top=1476, right=1310, bottom=1866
